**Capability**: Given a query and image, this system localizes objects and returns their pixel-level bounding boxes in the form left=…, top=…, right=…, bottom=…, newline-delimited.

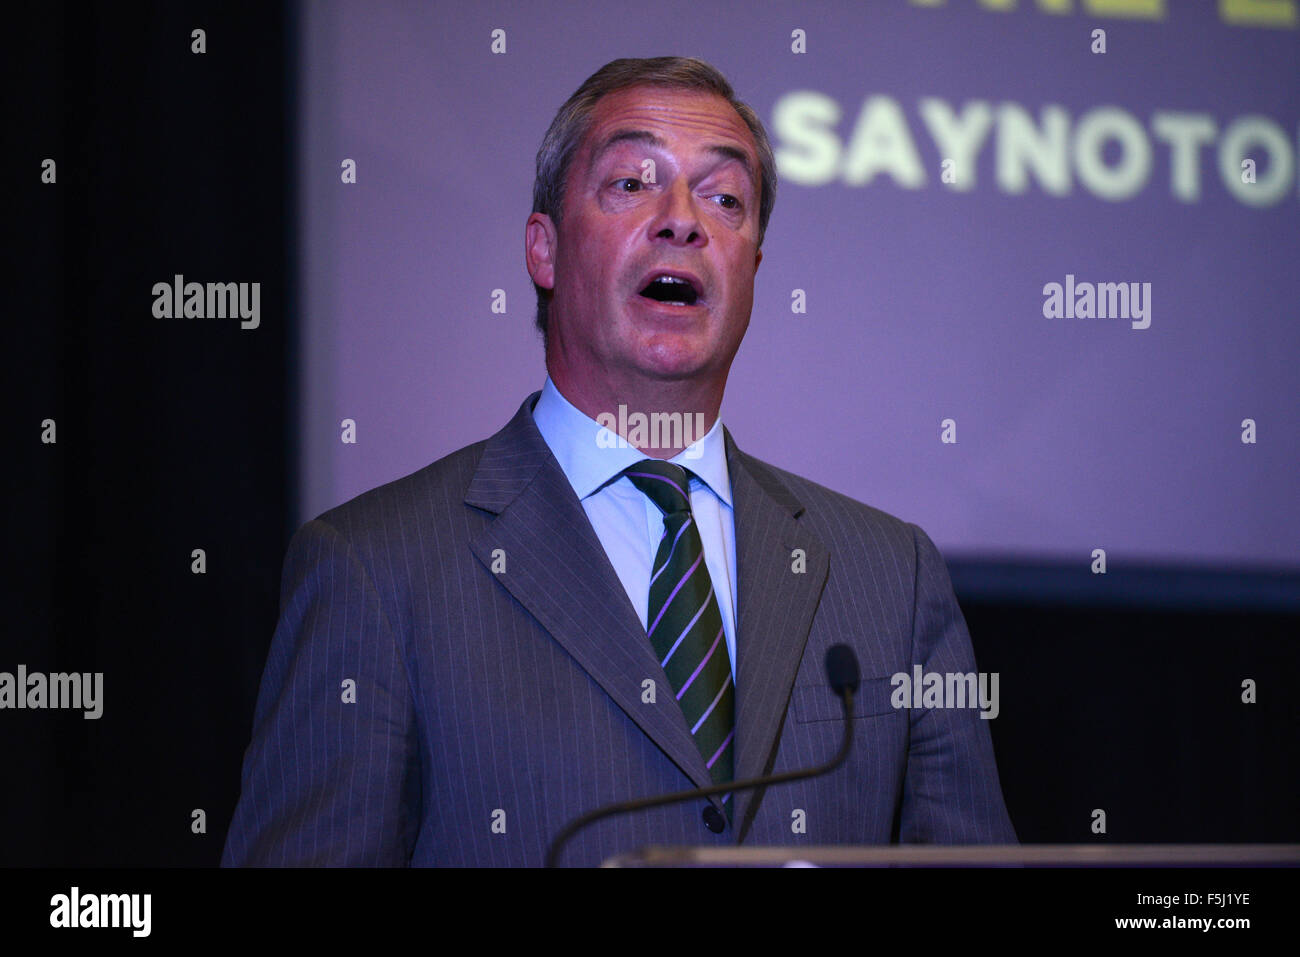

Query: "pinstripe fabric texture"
left=222, top=392, right=1016, bottom=866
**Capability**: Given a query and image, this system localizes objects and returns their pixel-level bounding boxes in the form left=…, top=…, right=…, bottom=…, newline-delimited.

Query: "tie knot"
left=623, top=459, right=693, bottom=516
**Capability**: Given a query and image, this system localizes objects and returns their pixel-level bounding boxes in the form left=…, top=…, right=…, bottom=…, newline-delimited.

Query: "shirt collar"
left=532, top=375, right=733, bottom=508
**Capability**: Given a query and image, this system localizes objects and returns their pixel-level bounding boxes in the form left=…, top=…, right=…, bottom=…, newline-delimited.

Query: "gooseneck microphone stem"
left=545, top=686, right=855, bottom=868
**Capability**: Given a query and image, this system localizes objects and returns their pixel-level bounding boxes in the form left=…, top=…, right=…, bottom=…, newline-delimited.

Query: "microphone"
left=545, top=643, right=861, bottom=867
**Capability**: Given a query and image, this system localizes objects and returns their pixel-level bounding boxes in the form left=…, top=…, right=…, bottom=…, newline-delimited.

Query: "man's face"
left=528, top=85, right=764, bottom=397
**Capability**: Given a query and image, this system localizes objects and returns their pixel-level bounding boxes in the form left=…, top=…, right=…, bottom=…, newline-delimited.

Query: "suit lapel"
left=464, top=394, right=831, bottom=838
left=465, top=393, right=718, bottom=797
left=725, top=428, right=830, bottom=841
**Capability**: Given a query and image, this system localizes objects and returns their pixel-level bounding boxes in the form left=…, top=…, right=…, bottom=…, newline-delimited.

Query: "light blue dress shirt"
left=531, top=376, right=739, bottom=681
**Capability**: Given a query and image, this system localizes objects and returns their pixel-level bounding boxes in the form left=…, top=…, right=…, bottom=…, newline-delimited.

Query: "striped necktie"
left=623, top=460, right=735, bottom=808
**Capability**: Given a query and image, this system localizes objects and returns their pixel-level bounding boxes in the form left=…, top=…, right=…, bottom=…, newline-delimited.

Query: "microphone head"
left=824, top=644, right=860, bottom=698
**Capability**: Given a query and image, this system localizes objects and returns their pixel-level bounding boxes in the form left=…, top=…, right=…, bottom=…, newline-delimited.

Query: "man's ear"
left=754, top=247, right=763, bottom=274
left=525, top=213, right=557, bottom=291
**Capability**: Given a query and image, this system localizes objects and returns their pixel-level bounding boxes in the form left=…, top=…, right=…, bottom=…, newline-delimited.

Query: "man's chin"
left=625, top=354, right=727, bottom=392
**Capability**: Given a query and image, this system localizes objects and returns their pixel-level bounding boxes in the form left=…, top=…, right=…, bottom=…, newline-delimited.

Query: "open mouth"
left=638, top=274, right=702, bottom=307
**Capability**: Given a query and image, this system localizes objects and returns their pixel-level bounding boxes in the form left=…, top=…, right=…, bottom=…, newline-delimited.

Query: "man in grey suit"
left=223, top=56, right=1016, bottom=867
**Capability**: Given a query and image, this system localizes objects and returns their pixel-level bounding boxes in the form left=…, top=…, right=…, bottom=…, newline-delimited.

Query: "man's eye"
left=612, top=179, right=740, bottom=209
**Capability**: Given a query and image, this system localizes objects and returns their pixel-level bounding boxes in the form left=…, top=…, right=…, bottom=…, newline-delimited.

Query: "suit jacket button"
left=701, top=805, right=726, bottom=833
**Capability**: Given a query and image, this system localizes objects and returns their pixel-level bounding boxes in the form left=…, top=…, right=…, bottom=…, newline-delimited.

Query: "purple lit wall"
left=296, top=0, right=1299, bottom=583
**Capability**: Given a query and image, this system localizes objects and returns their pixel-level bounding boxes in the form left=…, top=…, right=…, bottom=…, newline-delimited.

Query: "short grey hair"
left=530, top=56, right=778, bottom=347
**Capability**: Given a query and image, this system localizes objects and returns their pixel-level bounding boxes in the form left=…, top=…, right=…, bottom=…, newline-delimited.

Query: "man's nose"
left=650, top=181, right=705, bottom=244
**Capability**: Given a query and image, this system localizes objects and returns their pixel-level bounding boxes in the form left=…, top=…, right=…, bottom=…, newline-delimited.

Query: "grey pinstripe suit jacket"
left=222, top=391, right=1016, bottom=866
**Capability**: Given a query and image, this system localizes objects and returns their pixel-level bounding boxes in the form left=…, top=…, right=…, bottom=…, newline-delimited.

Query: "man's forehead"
left=581, top=87, right=757, bottom=171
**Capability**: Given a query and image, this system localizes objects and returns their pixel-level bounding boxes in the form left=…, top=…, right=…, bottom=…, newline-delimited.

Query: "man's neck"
left=548, top=370, right=722, bottom=460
